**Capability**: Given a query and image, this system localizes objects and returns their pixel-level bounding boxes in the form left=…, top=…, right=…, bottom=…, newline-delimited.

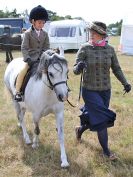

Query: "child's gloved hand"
left=25, top=58, right=33, bottom=67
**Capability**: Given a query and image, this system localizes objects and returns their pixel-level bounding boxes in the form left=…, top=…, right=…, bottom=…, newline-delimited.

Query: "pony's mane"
left=30, top=50, right=67, bottom=80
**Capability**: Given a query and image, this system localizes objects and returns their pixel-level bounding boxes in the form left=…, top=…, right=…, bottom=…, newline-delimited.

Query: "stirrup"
left=14, top=92, right=23, bottom=102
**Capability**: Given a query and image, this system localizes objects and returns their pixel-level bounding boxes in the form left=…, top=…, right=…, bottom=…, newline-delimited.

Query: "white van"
left=48, top=19, right=88, bottom=50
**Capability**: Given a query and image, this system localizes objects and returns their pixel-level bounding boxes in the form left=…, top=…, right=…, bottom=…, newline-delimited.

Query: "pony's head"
left=37, top=50, right=69, bottom=102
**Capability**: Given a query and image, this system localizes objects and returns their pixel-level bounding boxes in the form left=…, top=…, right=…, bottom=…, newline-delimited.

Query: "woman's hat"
left=29, top=5, right=48, bottom=22
left=88, top=21, right=107, bottom=35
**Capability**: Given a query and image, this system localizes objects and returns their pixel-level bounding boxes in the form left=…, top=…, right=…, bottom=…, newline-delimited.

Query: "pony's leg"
left=5, top=51, right=10, bottom=63
left=9, top=50, right=13, bottom=62
left=13, top=101, right=31, bottom=144
left=13, top=100, right=24, bottom=127
left=56, top=111, right=69, bottom=168
left=32, top=120, right=40, bottom=149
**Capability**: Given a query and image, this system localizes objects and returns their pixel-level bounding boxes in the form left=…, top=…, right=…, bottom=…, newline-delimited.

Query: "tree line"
left=0, top=8, right=83, bottom=20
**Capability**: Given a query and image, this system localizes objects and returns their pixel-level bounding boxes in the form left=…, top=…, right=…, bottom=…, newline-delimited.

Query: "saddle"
left=20, top=68, right=32, bottom=95
left=15, top=62, right=39, bottom=96
left=14, top=68, right=32, bottom=96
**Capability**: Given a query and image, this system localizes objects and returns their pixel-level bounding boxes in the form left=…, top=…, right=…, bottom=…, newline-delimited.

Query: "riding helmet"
left=88, top=21, right=107, bottom=35
left=29, top=5, right=48, bottom=22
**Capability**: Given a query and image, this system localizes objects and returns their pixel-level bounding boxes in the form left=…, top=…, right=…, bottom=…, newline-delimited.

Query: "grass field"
left=0, top=37, right=133, bottom=177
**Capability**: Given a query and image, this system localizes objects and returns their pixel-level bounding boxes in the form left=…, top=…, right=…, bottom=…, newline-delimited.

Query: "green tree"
left=9, top=9, right=21, bottom=17
left=0, top=8, right=21, bottom=18
left=108, top=19, right=123, bottom=35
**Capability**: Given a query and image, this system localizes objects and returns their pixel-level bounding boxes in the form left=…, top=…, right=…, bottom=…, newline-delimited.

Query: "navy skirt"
left=80, top=87, right=116, bottom=131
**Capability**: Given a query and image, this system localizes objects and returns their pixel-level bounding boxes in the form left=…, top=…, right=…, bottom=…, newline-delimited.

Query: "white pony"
left=4, top=50, right=69, bottom=167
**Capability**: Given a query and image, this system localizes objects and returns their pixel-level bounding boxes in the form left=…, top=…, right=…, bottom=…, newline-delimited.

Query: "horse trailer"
left=0, top=18, right=24, bottom=29
left=0, top=25, right=21, bottom=36
left=48, top=19, right=88, bottom=51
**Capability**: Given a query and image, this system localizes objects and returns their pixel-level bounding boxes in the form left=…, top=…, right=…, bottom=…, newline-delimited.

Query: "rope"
left=67, top=99, right=76, bottom=107
left=78, top=71, right=83, bottom=101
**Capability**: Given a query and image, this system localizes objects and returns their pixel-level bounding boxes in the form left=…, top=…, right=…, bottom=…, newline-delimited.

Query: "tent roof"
left=122, top=12, right=133, bottom=25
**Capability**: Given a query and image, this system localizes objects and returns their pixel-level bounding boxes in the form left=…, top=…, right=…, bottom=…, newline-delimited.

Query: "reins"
left=45, top=69, right=83, bottom=108
left=46, top=70, right=76, bottom=107
left=42, top=59, right=83, bottom=108
left=67, top=70, right=83, bottom=108
left=67, top=99, right=76, bottom=107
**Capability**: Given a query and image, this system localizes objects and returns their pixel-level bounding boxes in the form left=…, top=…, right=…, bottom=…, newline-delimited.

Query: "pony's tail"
left=4, top=85, right=13, bottom=103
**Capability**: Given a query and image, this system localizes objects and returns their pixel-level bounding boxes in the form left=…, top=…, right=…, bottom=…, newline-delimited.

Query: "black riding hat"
left=29, top=5, right=48, bottom=22
left=88, top=21, right=107, bottom=35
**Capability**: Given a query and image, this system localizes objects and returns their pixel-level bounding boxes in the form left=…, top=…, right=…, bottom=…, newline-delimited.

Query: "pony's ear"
left=53, top=48, right=60, bottom=54
left=44, top=49, right=55, bottom=56
left=53, top=47, right=64, bottom=57
left=59, top=46, right=64, bottom=57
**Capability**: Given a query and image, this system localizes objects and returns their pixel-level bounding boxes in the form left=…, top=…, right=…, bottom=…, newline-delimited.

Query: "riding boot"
left=15, top=63, right=29, bottom=102
left=75, top=124, right=89, bottom=142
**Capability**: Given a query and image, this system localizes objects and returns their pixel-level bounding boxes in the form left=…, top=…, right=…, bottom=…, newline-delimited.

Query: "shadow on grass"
left=11, top=127, right=94, bottom=177
left=11, top=127, right=133, bottom=177
left=94, top=150, right=133, bottom=177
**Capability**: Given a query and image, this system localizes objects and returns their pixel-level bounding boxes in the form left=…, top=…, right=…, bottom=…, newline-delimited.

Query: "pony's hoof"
left=25, top=139, right=32, bottom=145
left=17, top=122, right=22, bottom=128
left=61, top=161, right=70, bottom=168
left=32, top=143, right=39, bottom=149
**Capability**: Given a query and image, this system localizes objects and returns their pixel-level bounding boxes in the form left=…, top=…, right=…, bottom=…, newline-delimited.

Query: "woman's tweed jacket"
left=73, top=43, right=128, bottom=91
left=21, top=26, right=50, bottom=62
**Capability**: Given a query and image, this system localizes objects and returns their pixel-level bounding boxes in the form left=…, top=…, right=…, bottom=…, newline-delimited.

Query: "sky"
left=0, top=0, right=133, bottom=25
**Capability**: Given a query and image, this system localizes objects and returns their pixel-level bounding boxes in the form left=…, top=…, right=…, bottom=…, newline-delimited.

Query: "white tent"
left=120, top=13, right=133, bottom=55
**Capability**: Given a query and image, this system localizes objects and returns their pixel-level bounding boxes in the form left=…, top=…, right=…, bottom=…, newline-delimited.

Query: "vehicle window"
left=70, top=27, right=76, bottom=37
left=57, top=28, right=70, bottom=37
left=10, top=27, right=21, bottom=35
left=49, top=27, right=76, bottom=37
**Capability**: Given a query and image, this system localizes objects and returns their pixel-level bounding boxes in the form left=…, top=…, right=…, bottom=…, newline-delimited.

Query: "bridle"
left=46, top=70, right=67, bottom=90
left=44, top=66, right=76, bottom=107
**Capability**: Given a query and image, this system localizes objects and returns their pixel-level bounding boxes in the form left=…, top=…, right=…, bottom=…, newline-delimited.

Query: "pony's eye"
left=49, top=72, right=54, bottom=78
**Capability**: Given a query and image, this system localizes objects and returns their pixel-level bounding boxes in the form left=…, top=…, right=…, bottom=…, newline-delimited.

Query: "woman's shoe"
left=103, top=152, right=117, bottom=161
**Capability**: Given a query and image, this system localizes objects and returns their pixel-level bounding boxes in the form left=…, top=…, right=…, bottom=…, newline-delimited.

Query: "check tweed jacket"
left=73, top=43, right=128, bottom=91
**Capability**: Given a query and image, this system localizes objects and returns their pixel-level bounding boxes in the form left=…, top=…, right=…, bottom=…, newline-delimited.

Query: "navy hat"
left=88, top=21, right=107, bottom=35
left=29, top=5, right=48, bottom=22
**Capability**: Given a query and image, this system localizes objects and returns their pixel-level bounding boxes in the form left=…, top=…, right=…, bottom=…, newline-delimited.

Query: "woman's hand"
left=77, top=61, right=86, bottom=72
left=123, top=84, right=131, bottom=94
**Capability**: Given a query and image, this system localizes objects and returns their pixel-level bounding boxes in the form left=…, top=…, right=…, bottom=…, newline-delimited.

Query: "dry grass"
left=0, top=37, right=133, bottom=177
